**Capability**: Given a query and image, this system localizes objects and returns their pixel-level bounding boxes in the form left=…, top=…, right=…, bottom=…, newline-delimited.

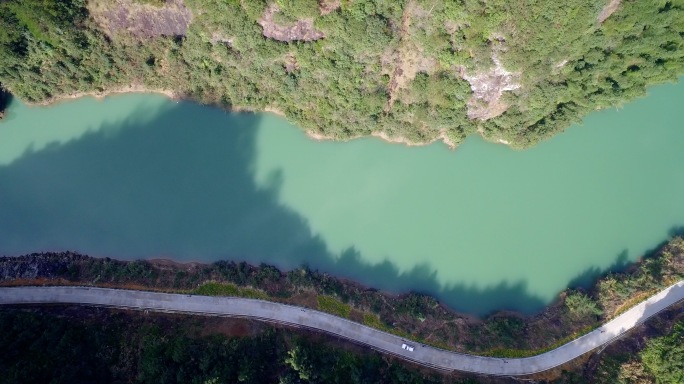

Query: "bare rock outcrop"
left=598, top=0, right=622, bottom=23
left=90, top=0, right=192, bottom=38
left=460, top=56, right=520, bottom=121
left=258, top=4, right=325, bottom=42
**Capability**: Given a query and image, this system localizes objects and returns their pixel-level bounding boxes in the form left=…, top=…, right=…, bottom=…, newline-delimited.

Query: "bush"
left=641, top=321, right=684, bottom=384
left=565, top=291, right=604, bottom=319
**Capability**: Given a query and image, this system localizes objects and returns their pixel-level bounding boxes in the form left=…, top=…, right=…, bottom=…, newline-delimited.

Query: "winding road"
left=1, top=282, right=683, bottom=376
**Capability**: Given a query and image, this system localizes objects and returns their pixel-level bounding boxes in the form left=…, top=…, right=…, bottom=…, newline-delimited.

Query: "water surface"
left=1, top=82, right=683, bottom=315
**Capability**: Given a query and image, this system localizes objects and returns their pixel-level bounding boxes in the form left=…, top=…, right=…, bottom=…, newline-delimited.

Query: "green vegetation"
left=597, top=238, right=684, bottom=318
left=1, top=0, right=683, bottom=147
left=362, top=312, right=386, bottom=330
left=640, top=321, right=684, bottom=383
left=317, top=295, right=352, bottom=318
left=0, top=308, right=461, bottom=384
left=564, top=291, right=604, bottom=319
left=587, top=315, right=684, bottom=384
left=0, top=310, right=113, bottom=383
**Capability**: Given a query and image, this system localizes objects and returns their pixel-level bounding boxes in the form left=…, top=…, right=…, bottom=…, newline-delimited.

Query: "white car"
left=401, top=343, right=415, bottom=352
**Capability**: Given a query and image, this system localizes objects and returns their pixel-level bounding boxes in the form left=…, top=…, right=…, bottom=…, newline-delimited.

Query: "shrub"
left=565, top=291, right=604, bottom=319
left=317, top=295, right=351, bottom=318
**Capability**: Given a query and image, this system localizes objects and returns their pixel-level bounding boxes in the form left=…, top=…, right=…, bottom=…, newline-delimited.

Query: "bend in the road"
left=1, top=281, right=683, bottom=376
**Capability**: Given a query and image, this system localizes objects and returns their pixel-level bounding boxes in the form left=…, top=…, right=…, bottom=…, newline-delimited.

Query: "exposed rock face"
left=90, top=0, right=192, bottom=38
left=258, top=4, right=325, bottom=42
left=598, top=0, right=622, bottom=23
left=460, top=56, right=520, bottom=121
left=210, top=32, right=233, bottom=47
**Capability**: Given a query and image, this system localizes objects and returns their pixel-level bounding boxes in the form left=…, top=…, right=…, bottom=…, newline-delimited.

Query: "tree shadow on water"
left=316, top=247, right=549, bottom=315
left=0, top=102, right=322, bottom=264
left=566, top=249, right=631, bottom=290
left=0, top=100, right=648, bottom=316
left=0, top=88, right=12, bottom=118
left=668, top=226, right=684, bottom=238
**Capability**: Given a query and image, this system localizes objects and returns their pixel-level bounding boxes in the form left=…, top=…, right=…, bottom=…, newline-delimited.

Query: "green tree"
left=565, top=291, right=604, bottom=319
left=641, top=321, right=684, bottom=384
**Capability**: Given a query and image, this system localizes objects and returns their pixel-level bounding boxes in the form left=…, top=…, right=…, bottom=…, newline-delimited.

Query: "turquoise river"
left=1, top=81, right=683, bottom=315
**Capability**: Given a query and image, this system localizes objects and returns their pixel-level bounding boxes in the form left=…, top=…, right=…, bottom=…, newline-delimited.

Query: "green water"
left=1, top=82, right=683, bottom=315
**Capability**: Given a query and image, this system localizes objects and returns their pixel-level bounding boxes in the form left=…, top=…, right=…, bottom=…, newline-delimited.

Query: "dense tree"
left=640, top=321, right=684, bottom=384
left=564, top=291, right=604, bottom=319
left=0, top=310, right=453, bottom=384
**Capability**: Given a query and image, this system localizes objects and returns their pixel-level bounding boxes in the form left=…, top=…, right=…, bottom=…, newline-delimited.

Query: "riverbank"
left=16, top=84, right=462, bottom=150
left=307, top=121, right=515, bottom=150
left=2, top=0, right=683, bottom=152
left=306, top=129, right=458, bottom=149
left=3, top=83, right=298, bottom=130
left=18, top=83, right=467, bottom=151
left=22, top=84, right=178, bottom=107
left=2, top=236, right=682, bottom=359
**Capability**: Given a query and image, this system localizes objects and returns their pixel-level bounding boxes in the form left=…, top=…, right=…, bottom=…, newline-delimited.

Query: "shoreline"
left=20, top=84, right=178, bottom=107
left=230, top=104, right=287, bottom=118
left=19, top=85, right=295, bottom=122
left=307, top=128, right=514, bottom=150
left=15, top=85, right=516, bottom=151
left=306, top=129, right=458, bottom=150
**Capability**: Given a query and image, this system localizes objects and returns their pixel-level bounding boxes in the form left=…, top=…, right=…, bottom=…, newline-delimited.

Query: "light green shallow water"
left=1, top=81, right=683, bottom=314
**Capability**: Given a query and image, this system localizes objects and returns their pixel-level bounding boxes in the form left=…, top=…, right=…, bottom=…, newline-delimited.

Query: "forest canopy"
left=0, top=0, right=682, bottom=147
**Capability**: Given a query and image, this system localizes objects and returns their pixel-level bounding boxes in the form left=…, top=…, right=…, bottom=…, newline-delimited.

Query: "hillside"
left=0, top=0, right=682, bottom=147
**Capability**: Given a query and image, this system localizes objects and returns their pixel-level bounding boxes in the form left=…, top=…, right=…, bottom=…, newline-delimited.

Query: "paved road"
left=1, top=282, right=683, bottom=376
